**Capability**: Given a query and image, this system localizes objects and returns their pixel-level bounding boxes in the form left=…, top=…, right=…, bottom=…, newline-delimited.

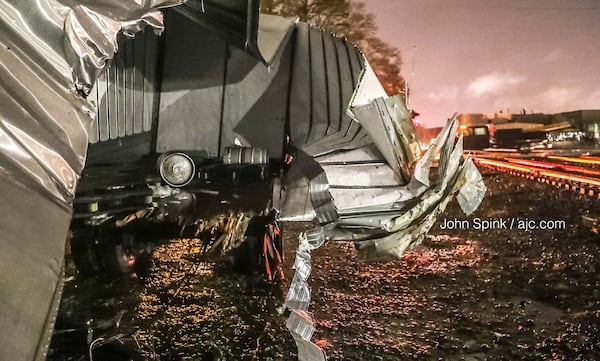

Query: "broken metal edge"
left=284, top=231, right=327, bottom=361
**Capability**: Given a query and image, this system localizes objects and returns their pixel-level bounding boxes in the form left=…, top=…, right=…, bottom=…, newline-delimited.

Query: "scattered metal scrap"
left=282, top=110, right=485, bottom=359
left=276, top=59, right=486, bottom=361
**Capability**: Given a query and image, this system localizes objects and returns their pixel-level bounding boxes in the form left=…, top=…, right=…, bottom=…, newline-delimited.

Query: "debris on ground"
left=49, top=169, right=600, bottom=360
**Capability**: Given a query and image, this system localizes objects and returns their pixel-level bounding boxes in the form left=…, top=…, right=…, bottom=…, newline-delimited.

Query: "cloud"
left=425, top=86, right=460, bottom=102
left=542, top=49, right=563, bottom=63
left=485, top=85, right=600, bottom=115
left=466, top=72, right=525, bottom=97
left=538, top=86, right=581, bottom=110
left=584, top=87, right=600, bottom=108
left=508, top=86, right=588, bottom=114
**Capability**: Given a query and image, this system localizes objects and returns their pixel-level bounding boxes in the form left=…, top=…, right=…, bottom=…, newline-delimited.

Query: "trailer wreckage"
left=0, top=1, right=486, bottom=360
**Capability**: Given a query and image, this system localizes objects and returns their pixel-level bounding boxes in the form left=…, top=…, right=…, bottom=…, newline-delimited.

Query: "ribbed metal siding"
left=88, top=31, right=158, bottom=143
left=152, top=14, right=366, bottom=159
left=287, top=24, right=366, bottom=156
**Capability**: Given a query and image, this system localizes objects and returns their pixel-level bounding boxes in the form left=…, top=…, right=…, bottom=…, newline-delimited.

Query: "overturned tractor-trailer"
left=0, top=1, right=486, bottom=360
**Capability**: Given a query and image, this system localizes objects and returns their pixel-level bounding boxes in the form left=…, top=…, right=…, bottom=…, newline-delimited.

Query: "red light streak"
left=474, top=157, right=600, bottom=187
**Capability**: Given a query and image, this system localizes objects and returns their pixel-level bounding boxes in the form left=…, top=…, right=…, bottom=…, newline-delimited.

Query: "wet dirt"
left=49, top=168, right=600, bottom=360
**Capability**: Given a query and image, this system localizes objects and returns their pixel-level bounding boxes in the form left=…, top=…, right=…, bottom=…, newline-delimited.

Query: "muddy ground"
left=49, top=168, right=600, bottom=360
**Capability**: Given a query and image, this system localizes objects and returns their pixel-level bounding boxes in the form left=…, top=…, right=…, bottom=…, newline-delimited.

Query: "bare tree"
left=261, top=0, right=405, bottom=95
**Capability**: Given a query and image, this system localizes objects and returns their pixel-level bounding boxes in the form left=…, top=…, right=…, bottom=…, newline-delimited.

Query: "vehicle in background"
left=491, top=128, right=550, bottom=152
left=459, top=124, right=491, bottom=150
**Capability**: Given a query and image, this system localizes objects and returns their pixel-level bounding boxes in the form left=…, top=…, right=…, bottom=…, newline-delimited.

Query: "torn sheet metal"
left=352, top=96, right=420, bottom=183
left=457, top=157, right=487, bottom=215
left=313, top=120, right=486, bottom=261
left=62, top=0, right=185, bottom=95
left=276, top=23, right=486, bottom=355
left=280, top=149, right=338, bottom=223
left=283, top=113, right=485, bottom=359
left=354, top=184, right=457, bottom=261
left=315, top=143, right=384, bottom=164
left=0, top=1, right=183, bottom=360
left=352, top=138, right=471, bottom=260
left=349, top=61, right=388, bottom=108
left=285, top=230, right=327, bottom=361
left=382, top=135, right=465, bottom=233
left=412, top=114, right=458, bottom=188
left=323, top=162, right=400, bottom=188
left=298, top=120, right=479, bottom=246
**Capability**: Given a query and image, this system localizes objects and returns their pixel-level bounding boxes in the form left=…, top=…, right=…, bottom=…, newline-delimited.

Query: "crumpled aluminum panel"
left=0, top=1, right=181, bottom=359
left=280, top=36, right=485, bottom=360
left=351, top=95, right=421, bottom=183
left=61, top=0, right=184, bottom=95
left=283, top=119, right=485, bottom=360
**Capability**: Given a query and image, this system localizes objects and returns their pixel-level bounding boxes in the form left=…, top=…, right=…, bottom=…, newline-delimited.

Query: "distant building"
left=457, top=113, right=510, bottom=127
left=457, top=109, right=600, bottom=139
left=552, top=110, right=600, bottom=139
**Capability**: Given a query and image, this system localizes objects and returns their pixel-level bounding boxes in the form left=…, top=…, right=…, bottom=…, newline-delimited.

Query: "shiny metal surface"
left=61, top=0, right=184, bottom=95
left=88, top=29, right=159, bottom=142
left=285, top=229, right=328, bottom=361
left=223, top=146, right=269, bottom=165
left=0, top=1, right=182, bottom=360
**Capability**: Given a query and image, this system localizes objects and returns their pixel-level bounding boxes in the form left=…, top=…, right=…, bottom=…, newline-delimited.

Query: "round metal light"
left=158, top=152, right=195, bottom=187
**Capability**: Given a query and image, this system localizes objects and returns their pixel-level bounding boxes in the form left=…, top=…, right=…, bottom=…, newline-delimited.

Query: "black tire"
left=70, top=226, right=136, bottom=276
left=70, top=226, right=102, bottom=275
left=232, top=216, right=264, bottom=274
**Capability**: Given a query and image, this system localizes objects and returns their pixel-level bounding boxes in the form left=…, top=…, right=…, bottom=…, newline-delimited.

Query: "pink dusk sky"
left=363, top=0, right=600, bottom=127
